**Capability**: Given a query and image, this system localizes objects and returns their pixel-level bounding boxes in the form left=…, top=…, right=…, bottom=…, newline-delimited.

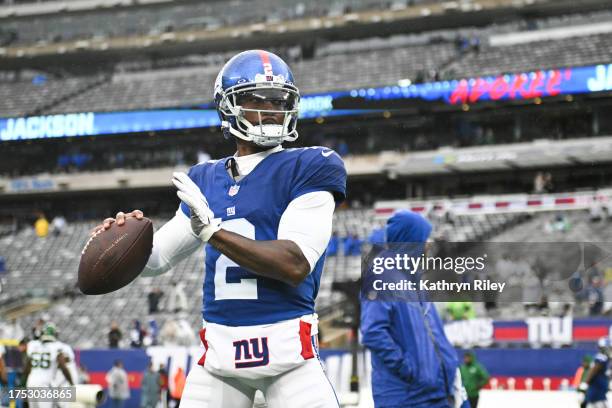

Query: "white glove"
left=577, top=382, right=587, bottom=404
left=172, top=172, right=221, bottom=242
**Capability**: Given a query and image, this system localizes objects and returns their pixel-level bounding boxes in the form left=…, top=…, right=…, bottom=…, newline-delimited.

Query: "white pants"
left=27, top=402, right=52, bottom=408
left=27, top=399, right=71, bottom=408
left=587, top=402, right=610, bottom=408
left=181, top=357, right=339, bottom=408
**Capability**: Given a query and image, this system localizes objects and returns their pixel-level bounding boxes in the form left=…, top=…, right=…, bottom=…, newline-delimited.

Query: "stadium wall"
left=52, top=346, right=598, bottom=408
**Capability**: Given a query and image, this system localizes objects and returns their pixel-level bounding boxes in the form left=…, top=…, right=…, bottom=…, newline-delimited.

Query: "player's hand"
left=577, top=382, right=587, bottom=403
left=172, top=172, right=221, bottom=242
left=90, top=210, right=144, bottom=236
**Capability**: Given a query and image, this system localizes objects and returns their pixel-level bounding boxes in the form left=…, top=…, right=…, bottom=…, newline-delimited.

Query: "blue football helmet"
left=598, top=337, right=612, bottom=354
left=214, top=50, right=300, bottom=147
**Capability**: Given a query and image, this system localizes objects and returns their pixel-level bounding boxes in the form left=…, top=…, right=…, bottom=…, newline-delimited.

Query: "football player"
left=579, top=337, right=612, bottom=408
left=94, top=50, right=346, bottom=407
left=23, top=323, right=76, bottom=408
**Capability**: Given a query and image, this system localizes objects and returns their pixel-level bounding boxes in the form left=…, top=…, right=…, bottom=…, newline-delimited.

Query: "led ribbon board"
left=1, top=63, right=611, bottom=141
left=348, top=63, right=612, bottom=103
left=0, top=99, right=358, bottom=141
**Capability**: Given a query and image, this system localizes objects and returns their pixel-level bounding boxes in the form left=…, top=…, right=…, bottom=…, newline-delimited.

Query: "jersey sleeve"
left=142, top=210, right=201, bottom=277
left=291, top=148, right=347, bottom=203
left=594, top=352, right=608, bottom=365
left=278, top=191, right=335, bottom=271
left=60, top=344, right=75, bottom=361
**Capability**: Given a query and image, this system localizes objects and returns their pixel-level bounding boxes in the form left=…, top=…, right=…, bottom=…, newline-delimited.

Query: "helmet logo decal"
left=263, top=63, right=274, bottom=81
left=255, top=73, right=286, bottom=83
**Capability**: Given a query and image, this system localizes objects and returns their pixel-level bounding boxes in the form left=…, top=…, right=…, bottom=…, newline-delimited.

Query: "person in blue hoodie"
left=360, top=211, right=469, bottom=408
left=327, top=232, right=340, bottom=256
left=343, top=234, right=354, bottom=256
left=368, top=227, right=386, bottom=245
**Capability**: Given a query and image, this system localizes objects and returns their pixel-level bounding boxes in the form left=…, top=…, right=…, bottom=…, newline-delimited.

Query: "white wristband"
left=199, top=218, right=222, bottom=242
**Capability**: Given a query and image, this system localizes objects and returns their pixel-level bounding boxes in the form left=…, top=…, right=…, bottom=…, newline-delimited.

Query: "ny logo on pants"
left=233, top=337, right=269, bottom=368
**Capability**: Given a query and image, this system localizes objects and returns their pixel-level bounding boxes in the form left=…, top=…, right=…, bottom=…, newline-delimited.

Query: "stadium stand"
left=48, top=66, right=219, bottom=114
left=0, top=75, right=106, bottom=118
left=3, top=0, right=608, bottom=46
left=2, top=10, right=611, bottom=118
left=488, top=210, right=612, bottom=319
left=0, top=221, right=87, bottom=299
left=0, top=217, right=204, bottom=348
left=45, top=41, right=457, bottom=114
left=447, top=32, right=612, bottom=79
left=0, top=0, right=444, bottom=45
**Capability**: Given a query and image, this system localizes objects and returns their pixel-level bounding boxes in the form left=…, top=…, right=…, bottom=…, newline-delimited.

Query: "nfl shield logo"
left=228, top=185, right=240, bottom=197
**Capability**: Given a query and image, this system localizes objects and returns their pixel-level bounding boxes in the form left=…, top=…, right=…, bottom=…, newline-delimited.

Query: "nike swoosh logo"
left=321, top=150, right=334, bottom=157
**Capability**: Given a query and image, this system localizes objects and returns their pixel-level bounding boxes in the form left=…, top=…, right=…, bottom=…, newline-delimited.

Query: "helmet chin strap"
left=223, top=121, right=283, bottom=147
left=223, top=105, right=297, bottom=147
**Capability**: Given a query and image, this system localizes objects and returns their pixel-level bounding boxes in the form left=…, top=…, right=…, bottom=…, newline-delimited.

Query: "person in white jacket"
left=106, top=360, right=130, bottom=408
left=166, top=281, right=188, bottom=313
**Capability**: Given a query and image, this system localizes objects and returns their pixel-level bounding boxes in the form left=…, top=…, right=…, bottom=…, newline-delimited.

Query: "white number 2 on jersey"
left=214, top=218, right=258, bottom=300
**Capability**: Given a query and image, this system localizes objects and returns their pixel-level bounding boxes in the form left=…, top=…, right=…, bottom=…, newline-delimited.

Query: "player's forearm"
left=59, top=364, right=74, bottom=385
left=209, top=229, right=310, bottom=286
left=23, top=359, right=31, bottom=382
left=141, top=212, right=201, bottom=277
left=584, top=364, right=602, bottom=385
left=0, top=359, right=6, bottom=384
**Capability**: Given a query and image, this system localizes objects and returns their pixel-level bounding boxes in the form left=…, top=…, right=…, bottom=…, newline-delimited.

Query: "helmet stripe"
left=258, top=50, right=274, bottom=80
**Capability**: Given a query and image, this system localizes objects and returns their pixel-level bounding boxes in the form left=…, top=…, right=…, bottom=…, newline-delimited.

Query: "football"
left=78, top=216, right=154, bottom=295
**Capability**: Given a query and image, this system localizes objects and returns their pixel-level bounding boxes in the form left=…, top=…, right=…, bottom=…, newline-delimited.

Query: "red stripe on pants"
left=198, top=328, right=208, bottom=366
left=299, top=321, right=314, bottom=360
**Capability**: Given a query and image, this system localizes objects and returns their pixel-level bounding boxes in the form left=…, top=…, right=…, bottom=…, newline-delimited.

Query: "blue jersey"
left=181, top=147, right=346, bottom=326
left=587, top=352, right=610, bottom=403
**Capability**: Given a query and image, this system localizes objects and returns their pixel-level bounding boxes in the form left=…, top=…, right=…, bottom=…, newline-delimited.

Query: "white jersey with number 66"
left=26, top=340, right=76, bottom=387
